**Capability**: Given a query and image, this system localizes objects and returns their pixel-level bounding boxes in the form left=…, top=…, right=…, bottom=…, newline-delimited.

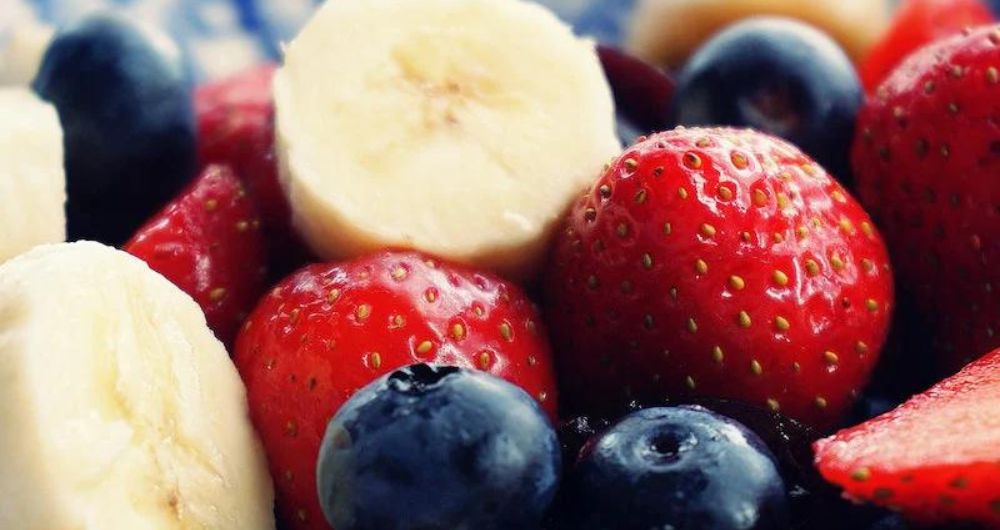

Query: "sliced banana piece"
left=0, top=242, right=274, bottom=530
left=627, top=0, right=891, bottom=68
left=0, top=23, right=53, bottom=86
left=0, top=88, right=65, bottom=262
left=274, top=0, right=620, bottom=280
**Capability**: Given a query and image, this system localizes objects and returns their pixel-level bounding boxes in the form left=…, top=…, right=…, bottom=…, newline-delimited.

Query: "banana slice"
left=0, top=88, right=65, bottom=262
left=627, top=0, right=891, bottom=68
left=274, top=0, right=620, bottom=280
left=0, top=242, right=275, bottom=530
left=0, top=23, right=53, bottom=86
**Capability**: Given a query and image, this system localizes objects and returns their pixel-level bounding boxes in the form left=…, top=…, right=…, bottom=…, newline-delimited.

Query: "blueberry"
left=563, top=406, right=788, bottom=530
left=670, top=17, right=861, bottom=184
left=987, top=0, right=1000, bottom=18
left=316, top=364, right=561, bottom=530
left=681, top=398, right=881, bottom=530
left=683, top=399, right=821, bottom=489
left=33, top=12, right=196, bottom=245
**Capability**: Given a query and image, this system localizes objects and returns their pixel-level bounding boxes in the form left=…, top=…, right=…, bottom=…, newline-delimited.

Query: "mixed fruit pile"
left=0, top=0, right=998, bottom=529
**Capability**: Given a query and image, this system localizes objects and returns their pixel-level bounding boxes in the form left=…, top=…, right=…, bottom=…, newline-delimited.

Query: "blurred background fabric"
left=0, top=0, right=635, bottom=80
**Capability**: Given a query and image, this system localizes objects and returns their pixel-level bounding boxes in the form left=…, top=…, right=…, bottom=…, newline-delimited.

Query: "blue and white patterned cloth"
left=1, top=0, right=636, bottom=81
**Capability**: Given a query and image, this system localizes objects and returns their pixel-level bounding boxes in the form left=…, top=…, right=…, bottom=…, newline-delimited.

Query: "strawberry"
left=195, top=65, right=284, bottom=227
left=814, top=349, right=1000, bottom=527
left=854, top=25, right=1000, bottom=372
left=859, top=0, right=993, bottom=93
left=544, top=127, right=894, bottom=428
left=234, top=251, right=557, bottom=530
left=125, top=164, right=267, bottom=346
left=195, top=64, right=309, bottom=273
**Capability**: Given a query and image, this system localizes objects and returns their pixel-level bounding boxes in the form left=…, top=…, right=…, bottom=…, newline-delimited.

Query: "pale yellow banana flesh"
left=275, top=0, right=621, bottom=280
left=627, top=0, right=892, bottom=68
left=0, top=242, right=275, bottom=530
left=0, top=88, right=65, bottom=263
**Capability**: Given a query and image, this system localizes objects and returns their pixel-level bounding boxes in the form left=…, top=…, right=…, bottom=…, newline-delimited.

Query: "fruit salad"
left=0, top=0, right=998, bottom=529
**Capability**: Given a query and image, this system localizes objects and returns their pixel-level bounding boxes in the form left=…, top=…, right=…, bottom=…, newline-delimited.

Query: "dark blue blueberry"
left=317, top=364, right=561, bottom=530
left=670, top=17, right=862, bottom=184
left=33, top=12, right=196, bottom=245
left=681, top=398, right=882, bottom=530
left=986, top=0, right=1000, bottom=18
left=564, top=405, right=788, bottom=530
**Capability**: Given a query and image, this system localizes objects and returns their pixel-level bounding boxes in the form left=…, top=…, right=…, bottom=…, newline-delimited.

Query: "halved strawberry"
left=814, top=349, right=1000, bottom=527
left=234, top=251, right=557, bottom=530
left=545, top=127, right=894, bottom=428
left=125, top=164, right=266, bottom=346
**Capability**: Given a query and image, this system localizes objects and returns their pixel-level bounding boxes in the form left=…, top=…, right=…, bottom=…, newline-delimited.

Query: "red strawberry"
left=854, top=25, right=1000, bottom=372
left=814, top=349, right=1000, bottom=527
left=196, top=65, right=284, bottom=226
left=859, top=0, right=993, bottom=93
left=195, top=64, right=309, bottom=273
left=125, top=164, right=267, bottom=346
left=234, top=251, right=557, bottom=530
left=544, top=127, right=894, bottom=428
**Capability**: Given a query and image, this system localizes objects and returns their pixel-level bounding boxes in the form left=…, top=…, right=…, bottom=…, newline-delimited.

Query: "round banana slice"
left=275, top=0, right=620, bottom=280
left=0, top=88, right=65, bottom=263
left=0, top=242, right=275, bottom=530
left=0, top=23, right=53, bottom=86
left=627, top=0, right=892, bottom=68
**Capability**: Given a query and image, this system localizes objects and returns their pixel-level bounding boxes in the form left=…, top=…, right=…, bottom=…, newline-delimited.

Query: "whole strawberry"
left=234, top=251, right=557, bottom=530
left=195, top=64, right=310, bottom=274
left=814, top=349, right=1000, bottom=527
left=196, top=65, right=286, bottom=231
left=125, top=164, right=267, bottom=346
left=854, top=25, right=1000, bottom=372
left=545, top=127, right=893, bottom=428
left=858, top=0, right=993, bottom=93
